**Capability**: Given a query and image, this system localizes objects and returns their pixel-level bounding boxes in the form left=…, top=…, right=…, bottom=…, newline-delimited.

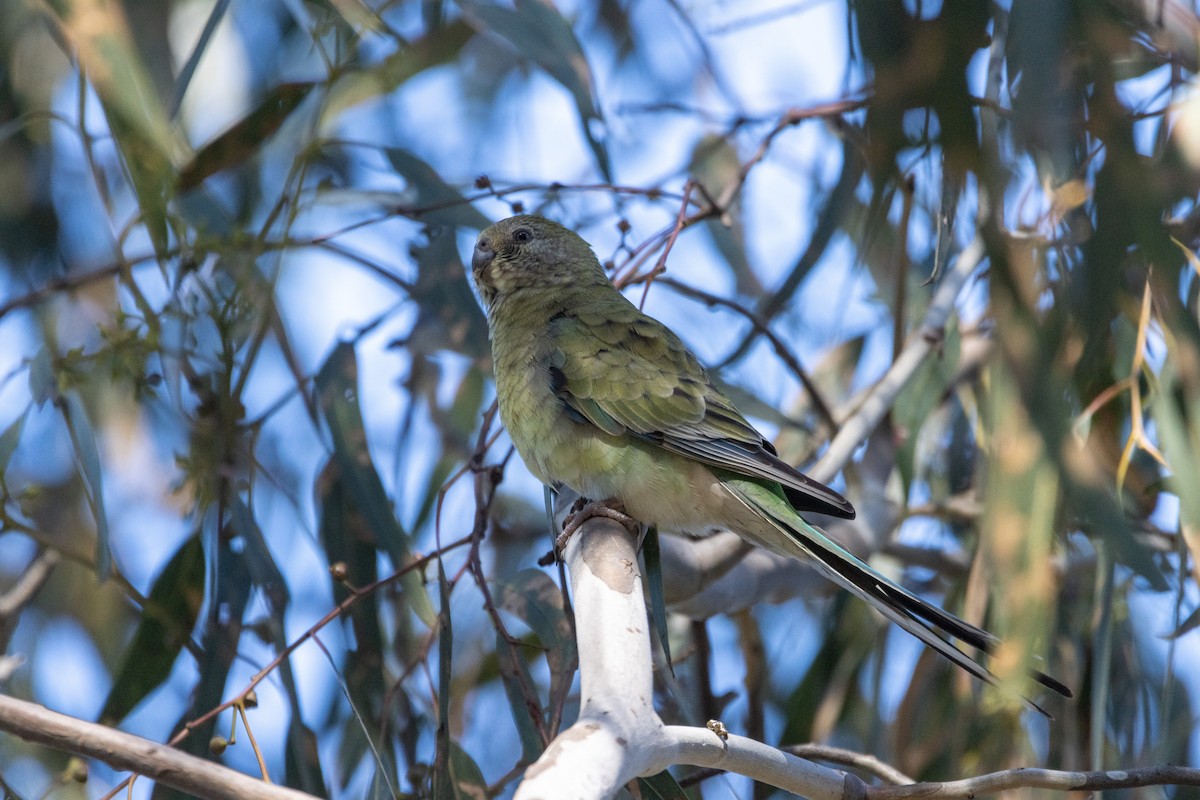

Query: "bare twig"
left=786, top=744, right=915, bottom=786
left=657, top=276, right=838, bottom=431
left=0, top=549, right=59, bottom=653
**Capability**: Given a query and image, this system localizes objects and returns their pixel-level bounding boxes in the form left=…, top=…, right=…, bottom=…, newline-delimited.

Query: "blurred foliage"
left=0, top=0, right=1198, bottom=798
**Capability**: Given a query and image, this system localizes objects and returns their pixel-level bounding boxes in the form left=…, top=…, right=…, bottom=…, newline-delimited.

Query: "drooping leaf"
left=325, top=0, right=385, bottom=34
left=47, top=0, right=185, bottom=254
left=316, top=341, right=436, bottom=626
left=100, top=535, right=205, bottom=725
left=27, top=348, right=55, bottom=407
left=177, top=82, right=315, bottom=191
left=316, top=455, right=390, bottom=759
left=779, top=595, right=874, bottom=745
left=383, top=149, right=492, bottom=230
left=460, top=0, right=610, bottom=180
left=325, top=20, right=474, bottom=121
left=284, top=715, right=328, bottom=798
left=411, top=364, right=488, bottom=531
left=1164, top=604, right=1200, bottom=640
left=1151, top=362, right=1200, bottom=586
left=642, top=526, right=673, bottom=677
left=752, top=135, right=865, bottom=325
left=152, top=522, right=251, bottom=800
left=404, top=225, right=490, bottom=362
left=494, top=630, right=546, bottom=763
left=494, top=568, right=577, bottom=717
left=892, top=323, right=961, bottom=489
left=60, top=391, right=111, bottom=578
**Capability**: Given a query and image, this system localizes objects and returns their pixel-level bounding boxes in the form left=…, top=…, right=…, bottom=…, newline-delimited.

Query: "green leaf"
left=325, top=20, right=475, bottom=121
left=0, top=410, right=28, bottom=474
left=152, top=523, right=251, bottom=800
left=494, top=568, right=577, bottom=716
left=177, top=82, right=314, bottom=191
left=637, top=770, right=688, bottom=799
left=405, top=227, right=490, bottom=362
left=891, top=323, right=961, bottom=489
left=1164, top=604, right=1200, bottom=640
left=284, top=716, right=328, bottom=798
left=99, top=535, right=205, bottom=725
left=447, top=741, right=488, bottom=800
left=780, top=595, right=873, bottom=744
left=227, top=497, right=289, bottom=614
left=61, top=391, right=111, bottom=578
left=641, top=526, right=673, bottom=677
left=317, top=455, right=391, bottom=755
left=1151, top=363, right=1200, bottom=582
left=382, top=149, right=493, bottom=230
left=753, top=136, right=865, bottom=324
left=325, top=0, right=386, bottom=34
left=316, top=341, right=436, bottom=626
left=461, top=0, right=610, bottom=180
left=494, top=630, right=546, bottom=763
left=27, top=348, right=55, bottom=407
left=47, top=0, right=185, bottom=254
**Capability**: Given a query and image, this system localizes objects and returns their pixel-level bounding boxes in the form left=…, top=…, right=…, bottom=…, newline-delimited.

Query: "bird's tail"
left=725, top=480, right=1072, bottom=716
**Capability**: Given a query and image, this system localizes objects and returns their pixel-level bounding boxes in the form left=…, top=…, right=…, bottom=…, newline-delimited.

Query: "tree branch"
left=513, top=500, right=853, bottom=799
left=814, top=235, right=986, bottom=481
left=0, top=694, right=320, bottom=800
left=867, top=764, right=1200, bottom=799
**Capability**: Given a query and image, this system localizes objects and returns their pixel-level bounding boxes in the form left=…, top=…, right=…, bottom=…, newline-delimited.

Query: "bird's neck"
left=487, top=284, right=597, bottom=332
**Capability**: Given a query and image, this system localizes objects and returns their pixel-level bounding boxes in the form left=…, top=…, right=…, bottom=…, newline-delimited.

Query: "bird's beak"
left=472, top=238, right=494, bottom=276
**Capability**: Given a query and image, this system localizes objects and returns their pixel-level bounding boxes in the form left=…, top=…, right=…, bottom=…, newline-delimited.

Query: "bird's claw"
left=555, top=497, right=639, bottom=554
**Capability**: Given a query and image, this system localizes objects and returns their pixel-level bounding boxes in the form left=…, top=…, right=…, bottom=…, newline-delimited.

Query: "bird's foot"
left=555, top=497, right=640, bottom=554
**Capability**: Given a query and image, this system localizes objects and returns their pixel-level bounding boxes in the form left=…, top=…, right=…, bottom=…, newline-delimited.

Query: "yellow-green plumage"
left=471, top=215, right=1069, bottom=713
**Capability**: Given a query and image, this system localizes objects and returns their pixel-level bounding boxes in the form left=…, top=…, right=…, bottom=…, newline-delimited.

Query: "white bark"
left=514, top=510, right=854, bottom=799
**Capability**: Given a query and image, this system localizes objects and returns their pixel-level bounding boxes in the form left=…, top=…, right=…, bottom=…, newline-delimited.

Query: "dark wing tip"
left=1032, top=670, right=1073, bottom=698
left=781, top=482, right=856, bottom=520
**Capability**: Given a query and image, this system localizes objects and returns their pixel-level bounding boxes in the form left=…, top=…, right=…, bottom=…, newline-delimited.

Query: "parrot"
left=470, top=214, right=1070, bottom=713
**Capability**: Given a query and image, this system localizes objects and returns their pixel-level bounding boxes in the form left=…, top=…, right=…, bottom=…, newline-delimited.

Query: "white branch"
left=0, top=694, right=320, bottom=800
left=660, top=532, right=831, bottom=618
left=657, top=514, right=880, bottom=619
left=514, top=509, right=853, bottom=800
left=815, top=235, right=986, bottom=480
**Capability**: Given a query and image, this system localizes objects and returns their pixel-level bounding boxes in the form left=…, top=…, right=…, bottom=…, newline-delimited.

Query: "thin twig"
left=868, top=764, right=1200, bottom=799
left=813, top=235, right=985, bottom=482
left=657, top=276, right=837, bottom=432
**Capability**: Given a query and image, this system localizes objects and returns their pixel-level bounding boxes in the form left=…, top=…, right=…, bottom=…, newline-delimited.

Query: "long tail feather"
left=725, top=481, right=1072, bottom=714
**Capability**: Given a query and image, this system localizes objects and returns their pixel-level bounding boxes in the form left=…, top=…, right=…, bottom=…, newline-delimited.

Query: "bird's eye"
left=512, top=228, right=533, bottom=243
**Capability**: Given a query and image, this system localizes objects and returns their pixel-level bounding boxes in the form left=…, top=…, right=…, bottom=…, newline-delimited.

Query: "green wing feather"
left=546, top=299, right=855, bottom=519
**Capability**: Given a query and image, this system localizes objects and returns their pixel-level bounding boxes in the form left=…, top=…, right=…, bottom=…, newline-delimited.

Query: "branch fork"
left=514, top=499, right=852, bottom=799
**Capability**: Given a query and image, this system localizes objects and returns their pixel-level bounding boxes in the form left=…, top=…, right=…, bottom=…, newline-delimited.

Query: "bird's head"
left=471, top=215, right=608, bottom=307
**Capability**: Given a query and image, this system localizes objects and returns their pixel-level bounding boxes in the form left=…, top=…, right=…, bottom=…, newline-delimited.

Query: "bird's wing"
left=547, top=302, right=854, bottom=519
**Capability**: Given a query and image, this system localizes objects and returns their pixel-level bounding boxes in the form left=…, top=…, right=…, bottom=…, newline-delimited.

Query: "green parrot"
left=471, top=214, right=1070, bottom=712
